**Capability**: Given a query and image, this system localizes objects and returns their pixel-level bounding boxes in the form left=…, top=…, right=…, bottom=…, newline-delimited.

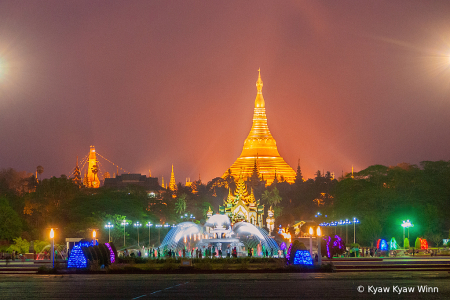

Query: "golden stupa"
left=224, top=70, right=296, bottom=185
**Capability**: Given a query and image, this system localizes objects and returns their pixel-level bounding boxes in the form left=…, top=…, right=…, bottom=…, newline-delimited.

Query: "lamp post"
left=93, top=230, right=97, bottom=245
left=121, top=220, right=128, bottom=247
left=352, top=218, right=360, bottom=244
left=401, top=220, right=414, bottom=243
left=50, top=228, right=55, bottom=268
left=317, top=226, right=322, bottom=265
left=156, top=224, right=162, bottom=244
left=344, top=219, right=352, bottom=245
left=146, top=222, right=153, bottom=246
left=309, top=227, right=313, bottom=255
left=105, top=222, right=113, bottom=242
left=134, top=222, right=142, bottom=247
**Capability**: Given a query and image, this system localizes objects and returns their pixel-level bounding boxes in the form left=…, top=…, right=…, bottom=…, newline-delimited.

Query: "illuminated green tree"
left=404, top=238, right=410, bottom=249
left=7, top=237, right=30, bottom=254
left=415, top=237, right=421, bottom=249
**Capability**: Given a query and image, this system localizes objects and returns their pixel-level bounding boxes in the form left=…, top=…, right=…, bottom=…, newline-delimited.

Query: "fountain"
left=160, top=214, right=279, bottom=257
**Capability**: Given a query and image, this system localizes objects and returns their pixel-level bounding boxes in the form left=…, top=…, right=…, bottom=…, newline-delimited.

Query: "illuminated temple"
left=224, top=70, right=296, bottom=185
left=219, top=173, right=264, bottom=227
left=83, top=146, right=100, bottom=188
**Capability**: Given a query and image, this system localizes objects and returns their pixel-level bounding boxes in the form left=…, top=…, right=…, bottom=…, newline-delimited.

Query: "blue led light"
left=67, top=241, right=101, bottom=269
left=293, top=250, right=313, bottom=265
left=67, top=244, right=88, bottom=269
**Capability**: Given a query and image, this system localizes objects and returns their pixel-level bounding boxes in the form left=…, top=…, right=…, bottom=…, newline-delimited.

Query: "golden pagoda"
left=169, top=164, right=177, bottom=198
left=224, top=70, right=296, bottom=185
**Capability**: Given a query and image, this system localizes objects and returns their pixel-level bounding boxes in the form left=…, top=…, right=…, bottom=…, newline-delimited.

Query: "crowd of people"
left=120, top=245, right=281, bottom=259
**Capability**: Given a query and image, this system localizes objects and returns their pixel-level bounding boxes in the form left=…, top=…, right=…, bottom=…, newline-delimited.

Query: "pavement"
left=1, top=272, right=449, bottom=299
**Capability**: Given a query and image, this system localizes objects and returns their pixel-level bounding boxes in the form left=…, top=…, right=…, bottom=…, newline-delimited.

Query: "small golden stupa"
left=224, top=70, right=296, bottom=185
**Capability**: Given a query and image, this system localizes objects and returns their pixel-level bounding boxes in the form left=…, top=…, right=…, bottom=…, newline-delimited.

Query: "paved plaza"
left=1, top=271, right=449, bottom=299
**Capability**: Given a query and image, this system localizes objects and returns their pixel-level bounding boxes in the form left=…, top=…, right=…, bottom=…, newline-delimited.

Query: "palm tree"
left=175, top=194, right=187, bottom=215
left=91, top=164, right=98, bottom=187
left=262, top=188, right=282, bottom=206
left=36, top=165, right=44, bottom=182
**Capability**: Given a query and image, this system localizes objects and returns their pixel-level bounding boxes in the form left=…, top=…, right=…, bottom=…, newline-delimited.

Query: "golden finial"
left=256, top=68, right=263, bottom=94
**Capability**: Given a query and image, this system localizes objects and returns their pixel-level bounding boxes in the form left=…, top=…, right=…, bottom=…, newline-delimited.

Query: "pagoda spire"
left=295, top=159, right=304, bottom=184
left=223, top=70, right=296, bottom=185
left=72, top=156, right=82, bottom=187
left=169, top=164, right=176, bottom=192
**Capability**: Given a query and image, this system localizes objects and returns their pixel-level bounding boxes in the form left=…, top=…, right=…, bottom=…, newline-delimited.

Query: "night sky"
left=1, top=1, right=450, bottom=183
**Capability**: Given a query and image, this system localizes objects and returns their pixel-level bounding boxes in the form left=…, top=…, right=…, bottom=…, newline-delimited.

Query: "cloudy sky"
left=1, top=0, right=450, bottom=183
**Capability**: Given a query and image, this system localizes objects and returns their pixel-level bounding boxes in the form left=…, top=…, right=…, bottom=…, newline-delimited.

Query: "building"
left=104, top=174, right=159, bottom=196
left=219, top=173, right=265, bottom=228
left=83, top=146, right=100, bottom=188
left=224, top=70, right=296, bottom=185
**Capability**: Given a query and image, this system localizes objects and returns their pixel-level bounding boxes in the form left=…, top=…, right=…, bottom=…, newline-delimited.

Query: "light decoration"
left=389, top=237, right=398, bottom=250
left=324, top=236, right=332, bottom=258
left=280, top=242, right=286, bottom=251
left=67, top=242, right=91, bottom=269
left=377, top=239, right=388, bottom=251
left=293, top=250, right=313, bottom=266
left=324, top=235, right=344, bottom=258
left=286, top=243, right=292, bottom=262
left=280, top=228, right=291, bottom=242
left=105, top=243, right=115, bottom=264
left=333, top=235, right=343, bottom=249
left=420, top=238, right=428, bottom=250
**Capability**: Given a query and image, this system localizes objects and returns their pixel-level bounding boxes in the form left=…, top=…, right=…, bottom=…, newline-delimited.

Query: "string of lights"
left=96, top=152, right=130, bottom=174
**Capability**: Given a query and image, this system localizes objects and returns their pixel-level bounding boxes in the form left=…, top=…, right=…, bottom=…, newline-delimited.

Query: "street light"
left=93, top=230, right=97, bottom=244
left=134, top=222, right=142, bottom=247
left=156, top=224, right=162, bottom=244
left=401, top=220, right=414, bottom=241
left=105, top=222, right=114, bottom=242
left=309, top=227, right=313, bottom=255
left=121, top=220, right=128, bottom=247
left=317, top=226, right=322, bottom=265
left=352, top=218, right=360, bottom=244
left=50, top=228, right=55, bottom=268
left=344, top=219, right=352, bottom=245
left=146, top=222, right=153, bottom=246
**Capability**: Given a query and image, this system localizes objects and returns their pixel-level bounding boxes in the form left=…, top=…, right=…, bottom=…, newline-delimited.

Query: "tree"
left=358, top=215, right=382, bottom=246
left=100, top=214, right=130, bottom=244
left=0, top=198, right=22, bottom=240
left=404, top=238, right=410, bottom=249
left=262, top=187, right=282, bottom=207
left=427, top=233, right=443, bottom=249
left=91, top=165, right=98, bottom=186
left=7, top=237, right=30, bottom=254
left=175, top=194, right=187, bottom=215
left=415, top=237, right=421, bottom=249
left=36, top=166, right=44, bottom=182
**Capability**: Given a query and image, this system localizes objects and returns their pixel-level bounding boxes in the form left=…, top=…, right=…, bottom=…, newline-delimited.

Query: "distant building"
left=83, top=146, right=100, bottom=188
left=104, top=174, right=159, bottom=196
